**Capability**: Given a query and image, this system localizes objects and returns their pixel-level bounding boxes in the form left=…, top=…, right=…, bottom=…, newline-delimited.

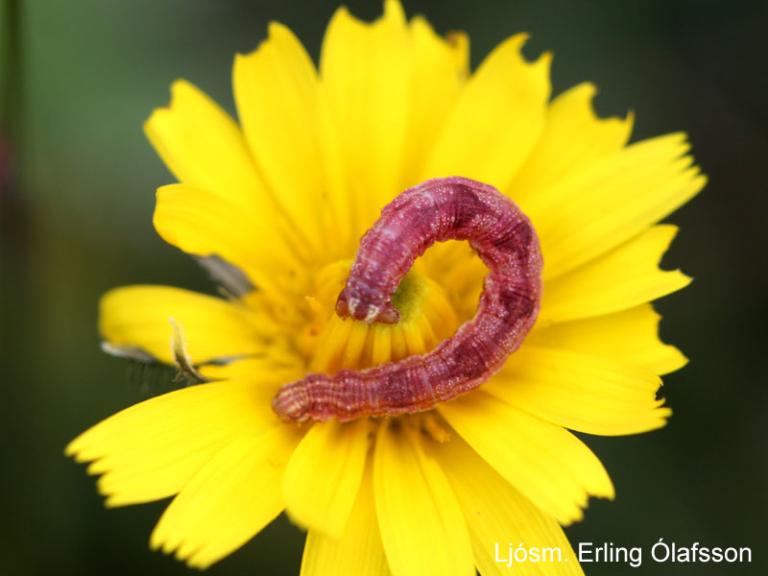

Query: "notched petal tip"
left=144, top=80, right=197, bottom=130
left=624, top=108, right=636, bottom=130
left=691, top=171, right=708, bottom=193
left=576, top=81, right=634, bottom=129
left=510, top=31, right=531, bottom=45
left=664, top=347, right=689, bottom=374
left=582, top=81, right=599, bottom=96
left=536, top=49, right=554, bottom=67
left=64, top=437, right=82, bottom=459
left=169, top=78, right=197, bottom=100
left=232, top=51, right=249, bottom=68
left=445, top=30, right=470, bottom=72
left=589, top=467, right=616, bottom=503
left=483, top=32, right=551, bottom=83
left=677, top=271, right=694, bottom=288
left=383, top=0, right=407, bottom=21
left=266, top=20, right=290, bottom=37
left=324, top=3, right=355, bottom=38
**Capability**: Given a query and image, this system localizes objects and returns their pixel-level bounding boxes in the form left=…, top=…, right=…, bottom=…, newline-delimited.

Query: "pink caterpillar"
left=272, top=176, right=542, bottom=422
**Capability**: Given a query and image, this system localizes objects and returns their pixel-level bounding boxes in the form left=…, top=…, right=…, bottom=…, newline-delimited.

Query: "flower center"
left=295, top=259, right=459, bottom=374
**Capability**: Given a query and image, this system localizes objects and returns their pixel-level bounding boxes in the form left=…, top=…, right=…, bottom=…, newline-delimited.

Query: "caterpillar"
left=272, top=176, right=542, bottom=422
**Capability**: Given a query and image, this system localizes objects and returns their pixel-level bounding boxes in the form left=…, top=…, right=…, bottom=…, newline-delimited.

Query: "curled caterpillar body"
left=273, top=176, right=543, bottom=422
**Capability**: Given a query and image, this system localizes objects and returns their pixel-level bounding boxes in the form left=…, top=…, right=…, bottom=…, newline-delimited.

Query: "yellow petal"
left=402, top=17, right=468, bottom=187
left=440, top=392, right=614, bottom=525
left=321, top=0, right=412, bottom=232
left=283, top=419, right=369, bottom=537
left=435, top=437, right=583, bottom=576
left=144, top=79, right=257, bottom=203
left=234, top=23, right=334, bottom=253
left=99, top=285, right=272, bottom=364
left=374, top=421, right=475, bottom=576
left=527, top=304, right=687, bottom=375
left=153, top=184, right=308, bottom=310
left=486, top=346, right=670, bottom=436
left=423, top=34, right=551, bottom=192
left=198, top=356, right=305, bottom=390
left=511, top=82, right=632, bottom=204
left=144, top=81, right=307, bottom=261
left=524, top=133, right=705, bottom=280
left=150, top=424, right=302, bottom=569
left=539, top=225, right=691, bottom=324
left=65, top=378, right=278, bottom=506
left=300, top=464, right=391, bottom=576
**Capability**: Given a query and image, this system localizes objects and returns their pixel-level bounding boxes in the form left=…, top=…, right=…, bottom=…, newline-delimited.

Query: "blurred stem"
left=2, top=0, right=22, bottom=146
left=1, top=0, right=25, bottom=320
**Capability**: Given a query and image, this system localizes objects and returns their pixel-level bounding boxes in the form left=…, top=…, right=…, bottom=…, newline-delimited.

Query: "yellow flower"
left=67, top=1, right=705, bottom=574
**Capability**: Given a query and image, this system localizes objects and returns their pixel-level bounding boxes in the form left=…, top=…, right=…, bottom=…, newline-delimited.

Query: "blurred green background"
left=1, top=0, right=766, bottom=574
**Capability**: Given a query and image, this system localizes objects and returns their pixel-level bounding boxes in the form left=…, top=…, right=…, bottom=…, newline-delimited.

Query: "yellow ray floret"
left=527, top=304, right=688, bottom=376
left=66, top=379, right=280, bottom=507
left=423, top=33, right=551, bottom=192
left=300, top=466, right=390, bottom=576
left=524, top=134, right=705, bottom=279
left=487, top=346, right=669, bottom=436
left=150, top=425, right=302, bottom=569
left=440, top=392, right=615, bottom=525
left=374, top=421, right=475, bottom=576
left=436, top=437, right=584, bottom=576
left=99, top=285, right=275, bottom=363
left=511, top=82, right=633, bottom=201
left=282, top=419, right=369, bottom=538
left=540, top=224, right=692, bottom=323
